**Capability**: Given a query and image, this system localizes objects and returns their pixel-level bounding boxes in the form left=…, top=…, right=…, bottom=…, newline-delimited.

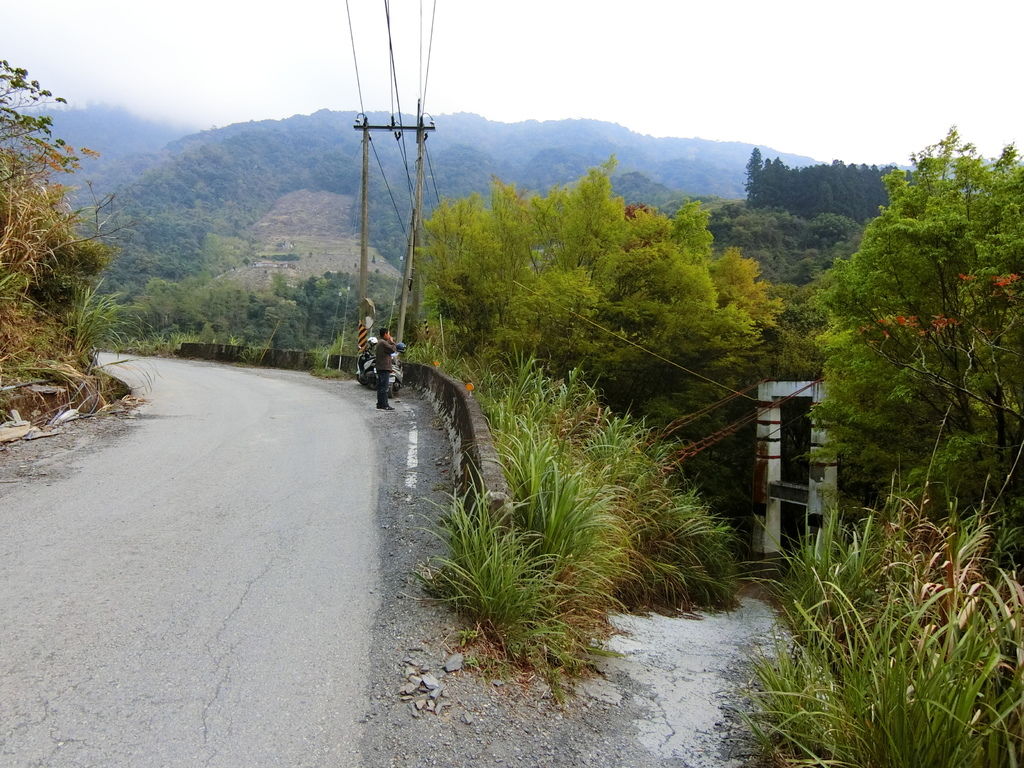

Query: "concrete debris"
left=399, top=662, right=451, bottom=716
left=0, top=425, right=32, bottom=443
left=443, top=653, right=464, bottom=673
left=23, top=427, right=63, bottom=441
left=420, top=673, right=441, bottom=691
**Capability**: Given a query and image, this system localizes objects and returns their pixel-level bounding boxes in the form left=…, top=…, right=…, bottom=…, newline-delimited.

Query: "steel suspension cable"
left=657, top=381, right=761, bottom=440
left=670, top=379, right=822, bottom=463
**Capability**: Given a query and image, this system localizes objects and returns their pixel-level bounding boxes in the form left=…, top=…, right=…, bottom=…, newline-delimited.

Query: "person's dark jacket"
left=375, top=337, right=397, bottom=372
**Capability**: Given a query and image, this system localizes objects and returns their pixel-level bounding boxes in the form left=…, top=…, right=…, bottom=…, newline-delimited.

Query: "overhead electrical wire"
left=340, top=7, right=407, bottom=243
left=344, top=0, right=366, bottom=114
left=420, top=0, right=438, bottom=111
left=383, top=0, right=415, bottom=199
left=424, top=141, right=442, bottom=205
left=419, top=0, right=424, bottom=109
left=511, top=279, right=757, bottom=401
left=369, top=137, right=407, bottom=239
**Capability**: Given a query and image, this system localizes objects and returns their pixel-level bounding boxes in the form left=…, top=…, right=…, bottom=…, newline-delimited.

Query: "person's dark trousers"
left=376, top=371, right=391, bottom=408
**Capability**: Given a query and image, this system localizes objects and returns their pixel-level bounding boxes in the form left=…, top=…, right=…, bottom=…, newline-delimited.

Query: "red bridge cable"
left=670, top=379, right=822, bottom=464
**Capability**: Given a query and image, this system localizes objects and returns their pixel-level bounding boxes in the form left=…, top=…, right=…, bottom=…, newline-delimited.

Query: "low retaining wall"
left=405, top=362, right=511, bottom=514
left=177, top=344, right=510, bottom=509
left=327, top=353, right=510, bottom=512
left=177, top=343, right=315, bottom=370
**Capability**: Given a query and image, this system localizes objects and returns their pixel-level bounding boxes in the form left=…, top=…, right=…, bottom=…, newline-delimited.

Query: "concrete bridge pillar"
left=752, top=380, right=834, bottom=559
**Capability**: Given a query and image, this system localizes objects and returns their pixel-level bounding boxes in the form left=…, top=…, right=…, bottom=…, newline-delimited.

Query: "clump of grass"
left=423, top=357, right=738, bottom=681
left=64, top=283, right=124, bottom=368
left=751, top=501, right=1024, bottom=767
left=422, top=491, right=585, bottom=672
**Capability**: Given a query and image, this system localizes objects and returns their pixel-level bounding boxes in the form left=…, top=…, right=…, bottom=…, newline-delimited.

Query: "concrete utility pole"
left=358, top=116, right=370, bottom=315
left=353, top=111, right=434, bottom=347
left=397, top=104, right=433, bottom=344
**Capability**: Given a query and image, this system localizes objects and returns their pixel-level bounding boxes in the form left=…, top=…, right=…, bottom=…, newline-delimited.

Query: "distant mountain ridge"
left=159, top=109, right=818, bottom=199
left=51, top=106, right=818, bottom=201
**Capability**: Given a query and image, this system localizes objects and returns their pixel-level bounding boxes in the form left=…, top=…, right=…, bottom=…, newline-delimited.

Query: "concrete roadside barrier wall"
left=177, top=344, right=511, bottom=511
left=403, top=362, right=511, bottom=515
left=177, top=343, right=315, bottom=370
left=327, top=353, right=510, bottom=513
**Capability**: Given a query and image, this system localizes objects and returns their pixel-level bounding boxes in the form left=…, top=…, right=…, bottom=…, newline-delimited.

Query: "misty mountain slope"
left=45, top=107, right=817, bottom=293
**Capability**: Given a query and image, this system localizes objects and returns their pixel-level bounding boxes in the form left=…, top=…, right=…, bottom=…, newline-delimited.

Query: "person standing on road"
left=375, top=328, right=397, bottom=410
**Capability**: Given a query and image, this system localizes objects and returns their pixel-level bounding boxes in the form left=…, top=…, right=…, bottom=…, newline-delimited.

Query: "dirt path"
left=594, top=598, right=779, bottom=767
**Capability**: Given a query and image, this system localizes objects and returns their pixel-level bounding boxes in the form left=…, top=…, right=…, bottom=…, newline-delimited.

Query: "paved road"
left=0, top=356, right=381, bottom=767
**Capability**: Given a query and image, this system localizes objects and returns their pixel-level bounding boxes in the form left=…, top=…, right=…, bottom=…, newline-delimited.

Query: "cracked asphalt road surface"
left=0, top=356, right=381, bottom=767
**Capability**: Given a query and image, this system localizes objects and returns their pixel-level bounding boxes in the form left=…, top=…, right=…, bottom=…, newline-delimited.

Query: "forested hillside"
left=44, top=107, right=815, bottom=295
left=47, top=102, right=879, bottom=356
left=745, top=147, right=892, bottom=221
left=707, top=150, right=892, bottom=285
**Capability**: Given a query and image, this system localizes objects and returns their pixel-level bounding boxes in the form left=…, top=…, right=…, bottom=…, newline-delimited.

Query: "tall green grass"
left=752, top=502, right=1024, bottom=767
left=423, top=357, right=738, bottom=679
left=423, top=492, right=583, bottom=670
left=64, top=284, right=124, bottom=367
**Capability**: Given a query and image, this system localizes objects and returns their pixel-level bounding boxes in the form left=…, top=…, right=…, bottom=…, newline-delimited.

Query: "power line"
left=424, top=140, right=442, bottom=205
left=419, top=0, right=423, bottom=107
left=383, top=0, right=415, bottom=198
left=369, top=133, right=407, bottom=239
left=344, top=0, right=365, bottom=114
left=421, top=0, right=438, bottom=111
left=511, top=279, right=757, bottom=401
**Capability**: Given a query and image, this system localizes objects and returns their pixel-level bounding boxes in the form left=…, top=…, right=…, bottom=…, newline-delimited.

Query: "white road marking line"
left=405, top=426, right=418, bottom=488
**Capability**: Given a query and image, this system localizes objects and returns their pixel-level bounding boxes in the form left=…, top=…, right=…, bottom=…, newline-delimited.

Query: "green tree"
left=1, top=60, right=81, bottom=180
left=744, top=147, right=763, bottom=201
left=820, top=131, right=1024, bottom=530
left=423, top=164, right=780, bottom=417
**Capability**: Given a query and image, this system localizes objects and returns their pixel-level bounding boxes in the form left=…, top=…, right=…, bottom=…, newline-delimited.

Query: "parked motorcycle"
left=356, top=337, right=404, bottom=395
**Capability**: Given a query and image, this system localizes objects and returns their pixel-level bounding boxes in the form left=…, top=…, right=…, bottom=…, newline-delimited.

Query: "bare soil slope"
left=220, top=190, right=400, bottom=289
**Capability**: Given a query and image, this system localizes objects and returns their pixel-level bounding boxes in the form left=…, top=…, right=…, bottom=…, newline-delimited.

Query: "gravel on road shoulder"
left=362, top=382, right=776, bottom=768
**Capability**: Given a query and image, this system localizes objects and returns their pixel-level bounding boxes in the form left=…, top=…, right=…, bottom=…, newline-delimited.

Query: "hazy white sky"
left=5, top=0, right=1022, bottom=165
